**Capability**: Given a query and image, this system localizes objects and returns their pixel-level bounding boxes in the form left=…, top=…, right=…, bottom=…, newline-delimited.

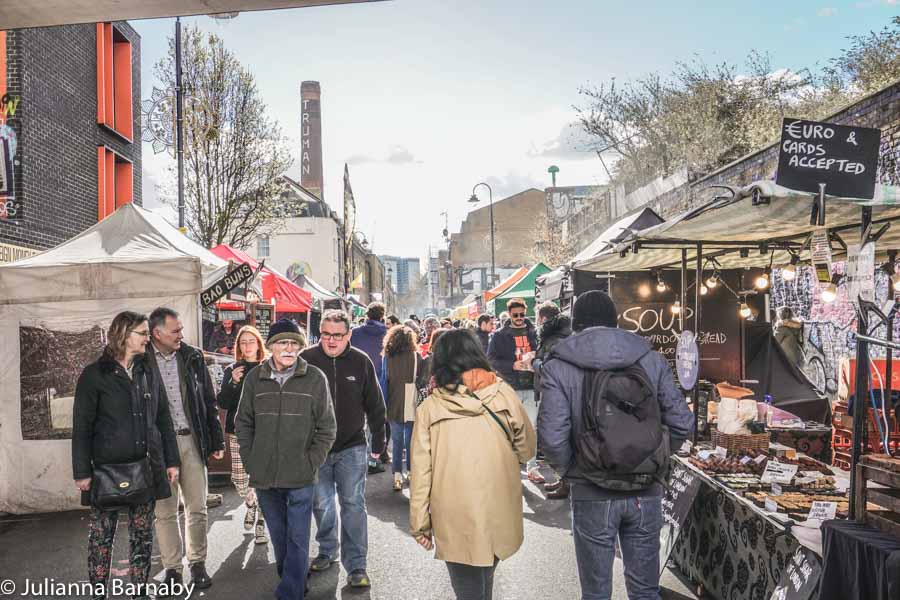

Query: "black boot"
left=189, top=561, right=213, bottom=590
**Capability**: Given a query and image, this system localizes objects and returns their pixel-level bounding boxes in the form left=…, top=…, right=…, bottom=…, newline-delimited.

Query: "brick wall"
left=0, top=22, right=141, bottom=251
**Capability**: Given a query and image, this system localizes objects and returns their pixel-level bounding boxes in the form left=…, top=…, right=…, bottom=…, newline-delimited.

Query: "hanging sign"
left=810, top=229, right=832, bottom=283
left=251, top=303, right=275, bottom=340
left=676, top=330, right=699, bottom=390
left=776, top=118, right=881, bottom=200
left=200, top=263, right=255, bottom=307
left=846, top=242, right=875, bottom=304
left=659, top=461, right=702, bottom=575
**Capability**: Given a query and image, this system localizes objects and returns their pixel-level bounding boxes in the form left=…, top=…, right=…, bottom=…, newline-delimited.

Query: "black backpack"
left=576, top=364, right=671, bottom=492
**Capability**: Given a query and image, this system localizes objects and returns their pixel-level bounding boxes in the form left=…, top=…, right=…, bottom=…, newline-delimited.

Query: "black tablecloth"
left=817, top=520, right=900, bottom=600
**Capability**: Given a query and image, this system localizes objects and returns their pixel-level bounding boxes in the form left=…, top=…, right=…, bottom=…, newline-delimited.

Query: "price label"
left=754, top=454, right=768, bottom=464
left=795, top=477, right=817, bottom=485
left=761, top=461, right=799, bottom=484
left=698, top=450, right=712, bottom=461
left=714, top=446, right=728, bottom=459
left=808, top=501, right=837, bottom=521
left=771, top=483, right=783, bottom=496
left=765, top=497, right=779, bottom=513
left=801, top=471, right=825, bottom=479
left=740, top=456, right=753, bottom=465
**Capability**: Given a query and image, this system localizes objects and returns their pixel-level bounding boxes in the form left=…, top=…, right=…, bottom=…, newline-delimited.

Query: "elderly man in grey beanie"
left=235, top=318, right=337, bottom=600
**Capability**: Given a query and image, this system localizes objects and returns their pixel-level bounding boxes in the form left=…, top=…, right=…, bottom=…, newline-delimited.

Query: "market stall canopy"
left=483, top=266, right=529, bottom=302
left=210, top=244, right=312, bottom=313
left=491, top=263, right=551, bottom=316
left=572, top=207, right=665, bottom=263
left=301, top=275, right=342, bottom=303
left=575, top=181, right=900, bottom=273
left=0, top=203, right=228, bottom=304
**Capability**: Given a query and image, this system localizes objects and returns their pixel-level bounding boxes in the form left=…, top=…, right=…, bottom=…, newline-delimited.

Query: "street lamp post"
left=469, top=182, right=495, bottom=288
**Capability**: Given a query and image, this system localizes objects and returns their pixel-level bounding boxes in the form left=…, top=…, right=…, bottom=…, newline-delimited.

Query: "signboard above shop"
left=776, top=118, right=880, bottom=200
left=200, top=262, right=255, bottom=308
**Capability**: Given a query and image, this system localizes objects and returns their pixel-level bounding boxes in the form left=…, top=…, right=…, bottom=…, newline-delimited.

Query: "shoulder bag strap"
left=469, top=391, right=514, bottom=449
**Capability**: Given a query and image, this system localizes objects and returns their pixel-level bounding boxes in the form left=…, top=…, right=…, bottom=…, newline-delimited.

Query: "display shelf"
left=854, top=455, right=900, bottom=539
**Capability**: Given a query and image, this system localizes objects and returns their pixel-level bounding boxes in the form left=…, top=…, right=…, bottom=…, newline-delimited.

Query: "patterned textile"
left=769, top=428, right=832, bottom=465
left=229, top=434, right=255, bottom=506
left=672, top=484, right=802, bottom=600
left=88, top=501, right=155, bottom=590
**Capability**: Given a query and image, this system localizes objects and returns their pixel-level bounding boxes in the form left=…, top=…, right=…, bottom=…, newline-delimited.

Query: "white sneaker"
left=243, top=504, right=257, bottom=531
left=255, top=521, right=269, bottom=544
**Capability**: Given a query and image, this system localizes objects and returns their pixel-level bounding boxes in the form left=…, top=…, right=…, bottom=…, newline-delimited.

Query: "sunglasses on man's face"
left=510, top=312, right=526, bottom=318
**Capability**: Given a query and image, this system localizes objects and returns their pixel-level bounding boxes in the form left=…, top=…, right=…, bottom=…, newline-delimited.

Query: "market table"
left=668, top=456, right=826, bottom=600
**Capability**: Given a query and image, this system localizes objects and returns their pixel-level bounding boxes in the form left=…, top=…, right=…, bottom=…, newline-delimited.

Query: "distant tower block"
left=300, top=81, right=324, bottom=200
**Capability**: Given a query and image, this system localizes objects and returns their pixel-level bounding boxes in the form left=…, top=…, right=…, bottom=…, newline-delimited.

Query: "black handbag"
left=90, top=373, right=154, bottom=510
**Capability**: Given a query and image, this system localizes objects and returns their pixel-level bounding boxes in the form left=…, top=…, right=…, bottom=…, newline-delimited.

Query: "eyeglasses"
left=510, top=312, right=526, bottom=318
left=321, top=332, right=346, bottom=341
left=129, top=330, right=150, bottom=337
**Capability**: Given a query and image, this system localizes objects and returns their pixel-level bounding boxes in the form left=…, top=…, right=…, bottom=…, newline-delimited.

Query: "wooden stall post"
left=692, top=243, right=703, bottom=445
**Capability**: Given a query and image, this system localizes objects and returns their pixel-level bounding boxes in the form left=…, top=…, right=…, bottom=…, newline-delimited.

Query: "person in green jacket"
left=235, top=318, right=336, bottom=600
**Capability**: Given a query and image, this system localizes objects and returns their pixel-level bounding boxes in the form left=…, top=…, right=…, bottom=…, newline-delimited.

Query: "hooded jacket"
left=487, top=320, right=538, bottom=390
left=301, top=343, right=386, bottom=455
left=537, top=326, right=693, bottom=500
left=350, top=319, right=388, bottom=380
left=234, top=357, right=337, bottom=489
left=534, top=315, right=573, bottom=404
left=409, top=370, right=537, bottom=567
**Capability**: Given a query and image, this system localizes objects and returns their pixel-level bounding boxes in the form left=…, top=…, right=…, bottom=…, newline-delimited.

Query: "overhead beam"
left=0, top=0, right=385, bottom=30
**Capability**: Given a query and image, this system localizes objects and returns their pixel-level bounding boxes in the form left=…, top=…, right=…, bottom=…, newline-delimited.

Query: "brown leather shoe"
left=546, top=481, right=569, bottom=500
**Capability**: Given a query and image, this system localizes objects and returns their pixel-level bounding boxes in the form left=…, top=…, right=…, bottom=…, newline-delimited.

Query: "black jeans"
left=445, top=559, right=498, bottom=600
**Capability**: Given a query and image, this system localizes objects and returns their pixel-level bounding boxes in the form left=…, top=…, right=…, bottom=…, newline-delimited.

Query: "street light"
left=469, top=182, right=495, bottom=288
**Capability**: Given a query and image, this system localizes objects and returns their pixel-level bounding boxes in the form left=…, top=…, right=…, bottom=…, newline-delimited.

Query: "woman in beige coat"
left=409, top=329, right=537, bottom=600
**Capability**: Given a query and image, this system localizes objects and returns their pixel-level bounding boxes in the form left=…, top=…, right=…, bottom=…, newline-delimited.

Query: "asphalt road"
left=0, top=470, right=698, bottom=599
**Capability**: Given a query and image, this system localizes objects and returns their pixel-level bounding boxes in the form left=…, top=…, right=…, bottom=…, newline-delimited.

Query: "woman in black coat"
left=216, top=325, right=267, bottom=542
left=72, top=311, right=180, bottom=599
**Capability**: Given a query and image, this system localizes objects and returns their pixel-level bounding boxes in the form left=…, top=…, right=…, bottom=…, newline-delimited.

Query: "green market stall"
left=488, top=262, right=551, bottom=318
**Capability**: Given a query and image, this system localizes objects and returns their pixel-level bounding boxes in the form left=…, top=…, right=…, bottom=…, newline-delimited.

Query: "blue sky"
left=133, top=0, right=900, bottom=267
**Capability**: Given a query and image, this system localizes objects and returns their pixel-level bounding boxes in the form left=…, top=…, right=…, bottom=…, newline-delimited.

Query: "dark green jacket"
left=234, top=357, right=337, bottom=489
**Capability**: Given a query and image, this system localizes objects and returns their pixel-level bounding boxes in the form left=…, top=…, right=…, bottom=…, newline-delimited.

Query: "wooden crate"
left=710, top=427, right=769, bottom=455
left=855, top=454, right=900, bottom=539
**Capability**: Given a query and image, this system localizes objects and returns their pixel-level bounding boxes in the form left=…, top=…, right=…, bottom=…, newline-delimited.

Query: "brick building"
left=0, top=22, right=141, bottom=260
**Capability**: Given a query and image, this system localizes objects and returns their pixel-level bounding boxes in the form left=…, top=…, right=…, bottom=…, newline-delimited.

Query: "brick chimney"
left=300, top=81, right=323, bottom=200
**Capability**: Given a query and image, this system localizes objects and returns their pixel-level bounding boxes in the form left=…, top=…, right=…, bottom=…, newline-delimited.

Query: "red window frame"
left=96, top=23, right=133, bottom=141
left=97, top=147, right=133, bottom=221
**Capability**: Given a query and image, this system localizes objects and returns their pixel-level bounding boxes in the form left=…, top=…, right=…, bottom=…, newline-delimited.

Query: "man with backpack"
left=537, top=290, right=693, bottom=600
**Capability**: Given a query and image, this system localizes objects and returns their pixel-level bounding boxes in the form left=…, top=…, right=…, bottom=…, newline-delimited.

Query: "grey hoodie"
left=537, top=326, right=693, bottom=499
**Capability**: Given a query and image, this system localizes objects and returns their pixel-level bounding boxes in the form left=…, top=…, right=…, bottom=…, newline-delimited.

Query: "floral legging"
left=88, top=500, right=155, bottom=592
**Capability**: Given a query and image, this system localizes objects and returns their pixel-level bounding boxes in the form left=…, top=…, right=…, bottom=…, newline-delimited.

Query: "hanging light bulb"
left=739, top=303, right=752, bottom=319
left=754, top=270, right=770, bottom=290
left=671, top=301, right=682, bottom=315
left=821, top=282, right=838, bottom=303
left=782, top=263, right=797, bottom=281
left=892, top=273, right=900, bottom=293
left=700, top=284, right=709, bottom=296
left=656, top=273, right=667, bottom=293
left=706, top=273, right=718, bottom=289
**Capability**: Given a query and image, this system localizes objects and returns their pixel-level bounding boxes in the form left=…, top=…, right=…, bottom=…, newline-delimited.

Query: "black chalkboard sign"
left=201, top=263, right=255, bottom=308
left=253, top=303, right=275, bottom=340
left=659, top=460, right=703, bottom=574
left=776, top=118, right=880, bottom=200
left=769, top=545, right=821, bottom=600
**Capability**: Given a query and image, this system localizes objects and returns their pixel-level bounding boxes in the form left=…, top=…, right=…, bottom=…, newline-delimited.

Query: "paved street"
left=0, top=471, right=697, bottom=599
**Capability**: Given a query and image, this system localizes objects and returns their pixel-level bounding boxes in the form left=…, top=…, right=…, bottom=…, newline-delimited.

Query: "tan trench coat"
left=409, top=371, right=537, bottom=567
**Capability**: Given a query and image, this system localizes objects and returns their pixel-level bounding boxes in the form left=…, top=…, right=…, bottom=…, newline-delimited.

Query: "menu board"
left=659, top=461, right=702, bottom=574
left=252, top=303, right=275, bottom=340
left=769, top=546, right=821, bottom=600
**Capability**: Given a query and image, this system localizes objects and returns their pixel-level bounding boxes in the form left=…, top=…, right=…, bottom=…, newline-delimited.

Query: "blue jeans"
left=571, top=496, right=662, bottom=600
left=257, top=486, right=315, bottom=600
left=390, top=421, right=414, bottom=474
left=312, top=444, right=368, bottom=572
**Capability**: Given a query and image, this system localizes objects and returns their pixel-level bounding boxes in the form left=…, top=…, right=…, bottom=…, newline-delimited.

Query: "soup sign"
left=776, top=118, right=880, bottom=200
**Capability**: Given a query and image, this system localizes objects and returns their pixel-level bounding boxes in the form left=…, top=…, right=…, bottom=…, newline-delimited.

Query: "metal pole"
left=680, top=249, right=687, bottom=332
left=488, top=186, right=495, bottom=287
left=849, top=206, right=873, bottom=520
left=175, top=17, right=185, bottom=232
left=885, top=250, right=896, bottom=426
left=693, top=243, right=703, bottom=445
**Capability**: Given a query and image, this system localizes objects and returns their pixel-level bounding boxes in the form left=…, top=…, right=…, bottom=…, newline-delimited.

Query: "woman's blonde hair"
left=234, top=325, right=268, bottom=362
left=107, top=311, right=148, bottom=360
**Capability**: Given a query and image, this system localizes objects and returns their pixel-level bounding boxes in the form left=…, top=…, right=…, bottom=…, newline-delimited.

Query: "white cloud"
left=817, top=7, right=837, bottom=17
left=527, top=122, right=599, bottom=161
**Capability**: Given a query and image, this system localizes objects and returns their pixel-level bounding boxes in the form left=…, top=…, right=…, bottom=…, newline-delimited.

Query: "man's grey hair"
left=424, top=316, right=440, bottom=326
left=149, top=307, right=179, bottom=334
left=321, top=309, right=351, bottom=331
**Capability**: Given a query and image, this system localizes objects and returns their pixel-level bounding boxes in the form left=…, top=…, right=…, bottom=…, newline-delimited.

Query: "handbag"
left=90, top=373, right=155, bottom=510
left=403, top=353, right=419, bottom=422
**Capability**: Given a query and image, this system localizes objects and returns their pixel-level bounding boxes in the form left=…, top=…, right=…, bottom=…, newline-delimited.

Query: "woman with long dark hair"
left=381, top=325, right=423, bottom=491
left=409, top=329, right=536, bottom=600
left=72, top=311, right=180, bottom=599
left=216, top=325, right=269, bottom=544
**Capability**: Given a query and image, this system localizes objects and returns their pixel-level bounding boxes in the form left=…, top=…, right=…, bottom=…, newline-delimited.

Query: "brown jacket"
left=385, top=350, right=423, bottom=423
left=409, top=369, right=537, bottom=567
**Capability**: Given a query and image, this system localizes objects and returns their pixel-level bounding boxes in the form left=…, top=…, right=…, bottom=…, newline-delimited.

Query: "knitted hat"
left=572, top=290, right=618, bottom=331
left=266, top=318, right=307, bottom=347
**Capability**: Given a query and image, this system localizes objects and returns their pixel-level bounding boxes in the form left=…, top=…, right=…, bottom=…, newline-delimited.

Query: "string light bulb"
left=782, top=264, right=797, bottom=282
left=892, top=273, right=900, bottom=293
left=700, top=284, right=709, bottom=296
left=754, top=270, right=770, bottom=290
left=739, top=303, right=752, bottom=319
left=671, top=301, right=681, bottom=315
left=656, top=273, right=667, bottom=293
left=706, top=274, right=718, bottom=289
left=821, top=282, right=838, bottom=303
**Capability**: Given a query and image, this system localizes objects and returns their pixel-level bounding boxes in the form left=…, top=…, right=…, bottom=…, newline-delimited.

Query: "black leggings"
left=446, top=559, right=498, bottom=600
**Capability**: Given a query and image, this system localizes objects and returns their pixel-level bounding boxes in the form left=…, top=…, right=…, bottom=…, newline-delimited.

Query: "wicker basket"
left=710, top=427, right=770, bottom=455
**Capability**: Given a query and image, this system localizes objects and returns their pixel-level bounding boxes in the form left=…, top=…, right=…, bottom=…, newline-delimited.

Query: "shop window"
left=96, top=23, right=133, bottom=141
left=97, top=147, right=133, bottom=221
left=257, top=235, right=270, bottom=258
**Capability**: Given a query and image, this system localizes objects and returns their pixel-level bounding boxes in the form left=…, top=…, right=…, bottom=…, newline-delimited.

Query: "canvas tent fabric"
left=0, top=203, right=227, bottom=514
left=482, top=266, right=529, bottom=302
left=210, top=245, right=312, bottom=313
left=572, top=207, right=664, bottom=263
left=490, top=263, right=551, bottom=317
left=576, top=181, right=900, bottom=273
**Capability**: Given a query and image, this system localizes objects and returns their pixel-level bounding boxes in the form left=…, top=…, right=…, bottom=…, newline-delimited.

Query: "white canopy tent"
left=0, top=204, right=227, bottom=514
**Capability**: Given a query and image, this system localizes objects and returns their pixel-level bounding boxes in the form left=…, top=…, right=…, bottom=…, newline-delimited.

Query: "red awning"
left=210, top=244, right=313, bottom=313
